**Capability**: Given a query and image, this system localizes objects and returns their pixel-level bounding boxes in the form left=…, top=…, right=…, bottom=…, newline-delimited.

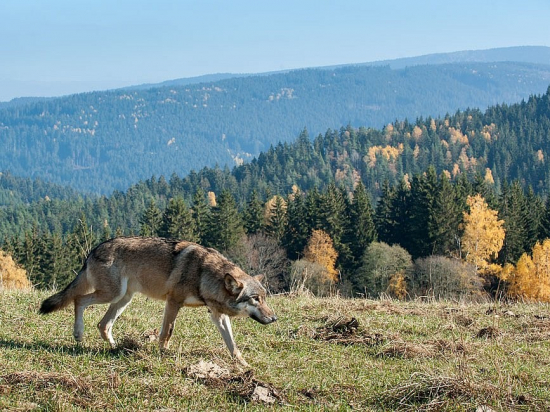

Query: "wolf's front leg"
left=210, top=310, right=249, bottom=367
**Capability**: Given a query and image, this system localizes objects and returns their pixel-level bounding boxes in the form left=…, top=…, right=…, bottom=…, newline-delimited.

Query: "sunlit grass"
left=1, top=289, right=549, bottom=410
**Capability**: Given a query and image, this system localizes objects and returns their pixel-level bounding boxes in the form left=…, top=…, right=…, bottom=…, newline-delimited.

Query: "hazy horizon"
left=1, top=0, right=549, bottom=101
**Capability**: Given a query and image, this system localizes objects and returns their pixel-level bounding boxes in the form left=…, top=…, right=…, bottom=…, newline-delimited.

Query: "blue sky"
left=1, top=0, right=549, bottom=101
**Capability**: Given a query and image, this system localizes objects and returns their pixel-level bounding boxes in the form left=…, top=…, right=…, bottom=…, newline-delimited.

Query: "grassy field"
left=0, top=290, right=549, bottom=411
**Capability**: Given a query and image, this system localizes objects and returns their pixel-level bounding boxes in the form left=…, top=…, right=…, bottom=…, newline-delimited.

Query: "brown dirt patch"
left=308, top=316, right=387, bottom=346
left=476, top=327, right=501, bottom=339
left=185, top=360, right=284, bottom=405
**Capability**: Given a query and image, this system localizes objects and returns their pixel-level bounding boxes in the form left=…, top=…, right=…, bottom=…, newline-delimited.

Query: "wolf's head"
left=225, top=273, right=277, bottom=324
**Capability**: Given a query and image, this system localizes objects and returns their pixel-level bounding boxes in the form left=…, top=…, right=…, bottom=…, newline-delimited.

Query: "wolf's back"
left=39, top=267, right=88, bottom=314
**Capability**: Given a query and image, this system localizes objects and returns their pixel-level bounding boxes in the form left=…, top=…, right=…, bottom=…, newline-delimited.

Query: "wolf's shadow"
left=0, top=338, right=139, bottom=357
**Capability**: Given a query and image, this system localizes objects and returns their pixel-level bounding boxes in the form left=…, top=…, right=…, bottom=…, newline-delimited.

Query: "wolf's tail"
left=39, top=263, right=90, bottom=314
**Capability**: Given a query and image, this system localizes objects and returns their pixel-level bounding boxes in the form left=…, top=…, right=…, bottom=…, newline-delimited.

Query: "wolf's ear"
left=225, top=273, right=243, bottom=295
left=254, top=274, right=265, bottom=283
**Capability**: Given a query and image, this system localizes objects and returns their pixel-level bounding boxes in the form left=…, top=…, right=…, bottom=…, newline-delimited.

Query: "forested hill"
left=159, top=85, right=550, bottom=201
left=2, top=85, right=550, bottom=240
left=1, top=60, right=549, bottom=194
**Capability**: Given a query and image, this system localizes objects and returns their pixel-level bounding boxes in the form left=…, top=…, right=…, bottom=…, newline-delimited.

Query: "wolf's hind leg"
left=98, top=292, right=134, bottom=347
left=159, top=299, right=181, bottom=350
left=73, top=290, right=122, bottom=342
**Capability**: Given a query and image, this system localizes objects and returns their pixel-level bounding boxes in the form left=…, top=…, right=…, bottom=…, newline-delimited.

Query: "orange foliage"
left=461, top=195, right=505, bottom=272
left=303, top=229, right=338, bottom=282
left=207, top=191, right=217, bottom=207
left=504, top=239, right=550, bottom=302
left=0, top=250, right=31, bottom=290
left=365, top=144, right=402, bottom=167
left=387, top=271, right=407, bottom=300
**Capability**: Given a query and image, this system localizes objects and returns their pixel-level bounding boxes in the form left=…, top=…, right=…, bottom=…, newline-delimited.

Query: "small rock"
left=187, top=360, right=230, bottom=380
left=252, top=385, right=277, bottom=404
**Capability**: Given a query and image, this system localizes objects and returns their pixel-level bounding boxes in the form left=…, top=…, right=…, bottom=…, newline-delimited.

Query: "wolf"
left=39, top=237, right=277, bottom=366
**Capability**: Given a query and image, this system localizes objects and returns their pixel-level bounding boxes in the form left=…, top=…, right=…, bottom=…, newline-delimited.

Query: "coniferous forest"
left=1, top=61, right=549, bottom=194
left=2, top=86, right=550, bottom=301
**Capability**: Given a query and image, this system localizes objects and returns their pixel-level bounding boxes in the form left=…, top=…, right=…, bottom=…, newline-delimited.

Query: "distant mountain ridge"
left=0, top=47, right=549, bottom=194
left=121, top=45, right=550, bottom=91
left=3, top=46, right=546, bottom=106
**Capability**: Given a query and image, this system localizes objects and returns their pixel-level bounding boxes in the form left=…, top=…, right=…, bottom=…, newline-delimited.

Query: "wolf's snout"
left=251, top=312, right=278, bottom=324
left=263, top=314, right=277, bottom=324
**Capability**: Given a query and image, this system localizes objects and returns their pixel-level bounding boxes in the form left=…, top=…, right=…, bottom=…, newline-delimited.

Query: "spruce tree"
left=139, top=199, right=163, bottom=237
left=524, top=186, right=544, bottom=252
left=265, top=195, right=287, bottom=243
left=207, top=190, right=245, bottom=252
left=375, top=180, right=395, bottom=245
left=283, top=190, right=310, bottom=260
left=160, top=197, right=197, bottom=241
left=347, top=181, right=377, bottom=269
left=498, top=181, right=527, bottom=264
left=430, top=172, right=463, bottom=256
left=407, top=167, right=438, bottom=258
left=191, top=188, right=211, bottom=245
left=243, top=190, right=265, bottom=235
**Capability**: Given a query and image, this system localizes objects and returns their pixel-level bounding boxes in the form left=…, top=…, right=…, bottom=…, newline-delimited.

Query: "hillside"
left=1, top=58, right=549, bottom=194
left=1, top=291, right=549, bottom=411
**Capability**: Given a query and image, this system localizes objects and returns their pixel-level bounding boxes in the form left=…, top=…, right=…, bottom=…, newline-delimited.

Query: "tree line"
left=3, top=166, right=550, bottom=301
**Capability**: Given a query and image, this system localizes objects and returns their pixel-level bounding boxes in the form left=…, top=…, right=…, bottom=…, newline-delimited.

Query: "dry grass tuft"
left=378, top=371, right=544, bottom=411
left=377, top=341, right=436, bottom=359
left=379, top=372, right=492, bottom=411
left=300, top=315, right=387, bottom=346
left=476, top=326, right=501, bottom=339
left=1, top=371, right=92, bottom=393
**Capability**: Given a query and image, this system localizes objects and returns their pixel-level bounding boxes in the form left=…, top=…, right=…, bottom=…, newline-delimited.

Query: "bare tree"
left=241, top=233, right=289, bottom=293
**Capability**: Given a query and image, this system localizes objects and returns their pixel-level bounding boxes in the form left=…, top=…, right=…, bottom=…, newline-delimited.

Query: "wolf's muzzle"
left=251, top=313, right=278, bottom=324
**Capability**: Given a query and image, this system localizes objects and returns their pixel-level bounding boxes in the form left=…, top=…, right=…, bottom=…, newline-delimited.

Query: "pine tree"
left=498, top=181, right=527, bottom=264
left=265, top=195, right=287, bottom=243
left=208, top=190, right=245, bottom=252
left=139, top=199, right=163, bottom=237
left=160, top=197, right=197, bottom=241
left=191, top=188, right=211, bottom=244
left=374, top=180, right=395, bottom=245
left=387, top=178, right=411, bottom=248
left=243, top=190, right=264, bottom=235
left=407, top=167, right=438, bottom=258
left=430, top=172, right=463, bottom=256
left=524, top=186, right=544, bottom=252
left=318, top=184, right=351, bottom=265
left=347, top=181, right=377, bottom=269
left=283, top=190, right=310, bottom=260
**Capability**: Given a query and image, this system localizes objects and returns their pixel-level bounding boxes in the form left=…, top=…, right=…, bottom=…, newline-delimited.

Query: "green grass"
left=1, top=290, right=549, bottom=411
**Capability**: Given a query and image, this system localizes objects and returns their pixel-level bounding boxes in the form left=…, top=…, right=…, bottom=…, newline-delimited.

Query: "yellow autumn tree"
left=504, top=239, right=550, bottom=302
left=461, top=194, right=505, bottom=273
left=0, top=250, right=31, bottom=290
left=303, top=229, right=338, bottom=282
left=207, top=191, right=217, bottom=207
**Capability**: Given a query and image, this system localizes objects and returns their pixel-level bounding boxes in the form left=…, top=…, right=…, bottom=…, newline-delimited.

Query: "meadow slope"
left=0, top=290, right=549, bottom=411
